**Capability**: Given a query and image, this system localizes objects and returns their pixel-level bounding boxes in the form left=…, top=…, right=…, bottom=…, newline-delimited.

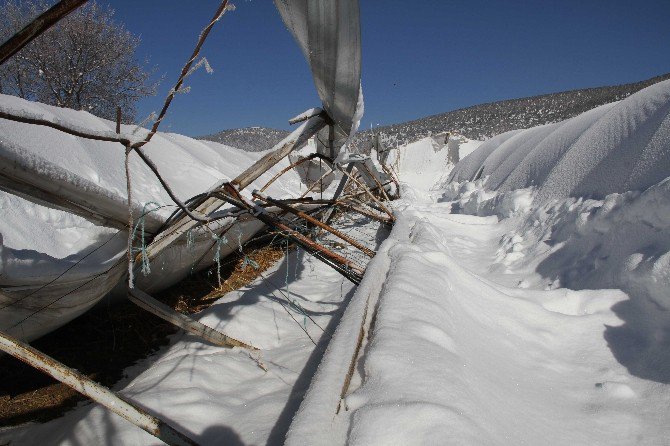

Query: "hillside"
left=198, top=73, right=670, bottom=153
left=351, top=73, right=670, bottom=149
left=198, top=126, right=290, bottom=152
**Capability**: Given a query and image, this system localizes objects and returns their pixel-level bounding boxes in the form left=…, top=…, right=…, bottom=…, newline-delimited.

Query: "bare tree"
left=0, top=0, right=156, bottom=122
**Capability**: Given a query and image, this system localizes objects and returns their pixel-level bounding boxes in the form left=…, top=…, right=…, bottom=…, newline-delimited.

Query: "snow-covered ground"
left=2, top=78, right=670, bottom=445
left=289, top=81, right=670, bottom=445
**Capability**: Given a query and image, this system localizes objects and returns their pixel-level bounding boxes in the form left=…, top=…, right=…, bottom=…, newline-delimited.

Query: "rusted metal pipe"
left=253, top=191, right=375, bottom=258
left=218, top=184, right=364, bottom=283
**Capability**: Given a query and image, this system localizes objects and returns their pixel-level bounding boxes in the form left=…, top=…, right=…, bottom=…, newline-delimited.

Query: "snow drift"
left=449, top=79, right=670, bottom=201
left=289, top=80, right=670, bottom=445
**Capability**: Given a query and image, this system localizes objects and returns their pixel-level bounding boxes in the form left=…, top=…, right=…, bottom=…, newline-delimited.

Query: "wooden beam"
left=253, top=191, right=375, bottom=257
left=0, top=330, right=196, bottom=446
left=231, top=114, right=327, bottom=190
left=144, top=113, right=327, bottom=262
left=0, top=0, right=89, bottom=65
left=127, top=288, right=258, bottom=351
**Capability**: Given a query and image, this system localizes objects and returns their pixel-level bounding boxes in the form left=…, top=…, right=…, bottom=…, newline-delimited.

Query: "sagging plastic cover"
left=274, top=0, right=364, bottom=156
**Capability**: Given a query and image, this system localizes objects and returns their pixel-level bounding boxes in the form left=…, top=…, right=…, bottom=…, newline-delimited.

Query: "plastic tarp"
left=274, top=0, right=364, bottom=156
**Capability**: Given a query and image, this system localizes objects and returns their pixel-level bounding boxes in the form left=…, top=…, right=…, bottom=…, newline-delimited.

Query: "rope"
left=125, top=145, right=134, bottom=287
left=212, top=232, right=228, bottom=287
left=130, top=201, right=162, bottom=277
left=237, top=233, right=259, bottom=271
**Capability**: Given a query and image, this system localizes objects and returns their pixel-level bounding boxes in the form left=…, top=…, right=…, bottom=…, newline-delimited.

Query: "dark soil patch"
left=0, top=242, right=284, bottom=427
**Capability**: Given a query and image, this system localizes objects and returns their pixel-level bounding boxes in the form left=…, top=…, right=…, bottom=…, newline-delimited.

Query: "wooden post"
left=116, top=106, right=122, bottom=134
left=0, top=0, right=89, bottom=65
left=0, top=330, right=196, bottom=446
left=127, top=288, right=258, bottom=351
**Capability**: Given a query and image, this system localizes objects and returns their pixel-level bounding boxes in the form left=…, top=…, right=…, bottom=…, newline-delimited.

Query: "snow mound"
left=449, top=79, right=670, bottom=200
left=289, top=83, right=670, bottom=445
left=0, top=94, right=305, bottom=259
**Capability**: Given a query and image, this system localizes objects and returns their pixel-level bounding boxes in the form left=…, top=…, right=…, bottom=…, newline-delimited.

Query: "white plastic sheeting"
left=274, top=0, right=364, bottom=155
left=449, top=79, right=670, bottom=200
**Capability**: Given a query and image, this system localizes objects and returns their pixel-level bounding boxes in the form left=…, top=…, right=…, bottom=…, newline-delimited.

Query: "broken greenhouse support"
left=253, top=191, right=375, bottom=258
left=217, top=185, right=364, bottom=284
left=144, top=112, right=328, bottom=263
left=0, top=330, right=197, bottom=446
left=127, top=288, right=258, bottom=351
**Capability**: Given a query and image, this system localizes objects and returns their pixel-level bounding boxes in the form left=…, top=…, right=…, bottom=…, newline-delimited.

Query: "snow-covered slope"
left=288, top=81, right=670, bottom=445
left=199, top=127, right=291, bottom=152
left=350, top=72, right=670, bottom=150
left=449, top=79, right=670, bottom=200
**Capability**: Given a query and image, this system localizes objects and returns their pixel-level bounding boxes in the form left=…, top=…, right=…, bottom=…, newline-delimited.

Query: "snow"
left=0, top=93, right=308, bottom=262
left=289, top=80, right=670, bottom=445
left=0, top=247, right=359, bottom=445
left=450, top=79, right=670, bottom=200
left=2, top=78, right=670, bottom=445
left=337, top=195, right=669, bottom=445
left=0, top=94, right=325, bottom=339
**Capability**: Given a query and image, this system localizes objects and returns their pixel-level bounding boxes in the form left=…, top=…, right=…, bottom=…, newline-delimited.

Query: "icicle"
left=186, top=229, right=195, bottom=249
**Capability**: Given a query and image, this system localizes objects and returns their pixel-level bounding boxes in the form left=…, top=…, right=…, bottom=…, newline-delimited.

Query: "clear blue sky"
left=102, top=0, right=670, bottom=137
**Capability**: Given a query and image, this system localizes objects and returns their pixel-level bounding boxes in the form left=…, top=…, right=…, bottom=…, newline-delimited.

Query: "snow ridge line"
left=285, top=211, right=408, bottom=446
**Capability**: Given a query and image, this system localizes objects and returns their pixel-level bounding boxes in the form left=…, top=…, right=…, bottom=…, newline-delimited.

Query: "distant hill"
left=198, top=127, right=290, bottom=152
left=199, top=73, right=670, bottom=152
left=349, top=73, right=670, bottom=150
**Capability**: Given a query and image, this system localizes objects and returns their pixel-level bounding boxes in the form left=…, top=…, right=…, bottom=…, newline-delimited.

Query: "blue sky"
left=103, top=0, right=670, bottom=137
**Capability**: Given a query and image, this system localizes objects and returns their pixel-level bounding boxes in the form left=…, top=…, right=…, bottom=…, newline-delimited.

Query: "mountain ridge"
left=198, top=72, right=670, bottom=151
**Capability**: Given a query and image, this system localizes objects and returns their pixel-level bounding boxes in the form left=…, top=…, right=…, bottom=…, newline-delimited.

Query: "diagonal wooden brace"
left=144, top=113, right=327, bottom=263
left=253, top=191, right=375, bottom=258
left=0, top=330, right=197, bottom=446
left=127, top=288, right=258, bottom=351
